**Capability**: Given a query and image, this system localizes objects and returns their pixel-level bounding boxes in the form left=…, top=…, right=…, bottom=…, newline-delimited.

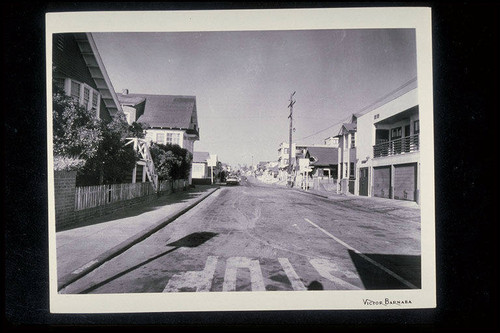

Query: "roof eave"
left=75, top=33, right=123, bottom=116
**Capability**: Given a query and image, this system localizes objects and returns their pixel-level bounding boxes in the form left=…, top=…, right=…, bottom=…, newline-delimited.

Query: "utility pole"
left=288, top=91, right=296, bottom=186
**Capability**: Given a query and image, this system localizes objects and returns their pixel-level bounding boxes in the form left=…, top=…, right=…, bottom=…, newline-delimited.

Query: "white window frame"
left=156, top=132, right=165, bottom=144
left=172, top=133, right=180, bottom=145
left=166, top=133, right=173, bottom=145
left=64, top=78, right=101, bottom=117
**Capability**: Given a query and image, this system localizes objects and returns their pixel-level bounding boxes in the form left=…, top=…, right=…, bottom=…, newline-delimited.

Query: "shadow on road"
left=348, top=250, right=421, bottom=289
left=307, top=281, right=324, bottom=290
left=166, top=232, right=218, bottom=247
left=79, top=232, right=218, bottom=294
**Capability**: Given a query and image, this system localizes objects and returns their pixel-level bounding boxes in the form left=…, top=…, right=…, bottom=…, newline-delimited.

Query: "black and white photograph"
left=46, top=8, right=436, bottom=312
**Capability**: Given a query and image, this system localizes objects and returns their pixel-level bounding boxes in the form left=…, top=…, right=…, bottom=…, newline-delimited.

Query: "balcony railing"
left=373, top=134, right=419, bottom=158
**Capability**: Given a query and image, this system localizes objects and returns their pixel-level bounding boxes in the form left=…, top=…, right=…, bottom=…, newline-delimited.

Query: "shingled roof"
left=116, top=93, right=146, bottom=106
left=340, top=123, right=357, bottom=134
left=117, top=93, right=197, bottom=129
left=307, top=146, right=338, bottom=166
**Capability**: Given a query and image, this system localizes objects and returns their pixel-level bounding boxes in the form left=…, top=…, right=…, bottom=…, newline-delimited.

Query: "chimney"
left=122, top=89, right=129, bottom=95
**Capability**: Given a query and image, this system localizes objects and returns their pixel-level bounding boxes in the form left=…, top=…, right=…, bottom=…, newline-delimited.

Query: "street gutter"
left=58, top=186, right=220, bottom=292
left=291, top=187, right=329, bottom=199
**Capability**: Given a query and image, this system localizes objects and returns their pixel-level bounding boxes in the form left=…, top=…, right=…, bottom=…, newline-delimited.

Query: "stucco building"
left=355, top=81, right=420, bottom=202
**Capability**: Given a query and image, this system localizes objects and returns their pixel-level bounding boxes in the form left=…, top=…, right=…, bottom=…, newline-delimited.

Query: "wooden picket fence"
left=158, top=179, right=187, bottom=193
left=75, top=182, right=154, bottom=211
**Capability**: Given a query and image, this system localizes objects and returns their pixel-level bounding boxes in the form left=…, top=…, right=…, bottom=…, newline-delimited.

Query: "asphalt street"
left=60, top=177, right=421, bottom=294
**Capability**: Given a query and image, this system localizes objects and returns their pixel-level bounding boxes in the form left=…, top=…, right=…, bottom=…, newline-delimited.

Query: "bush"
left=53, top=156, right=85, bottom=172
left=75, top=113, right=141, bottom=186
left=52, top=90, right=103, bottom=161
left=52, top=85, right=145, bottom=186
left=149, top=143, right=192, bottom=181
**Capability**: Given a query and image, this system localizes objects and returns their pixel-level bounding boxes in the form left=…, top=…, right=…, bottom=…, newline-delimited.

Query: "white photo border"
left=46, top=7, right=435, bottom=313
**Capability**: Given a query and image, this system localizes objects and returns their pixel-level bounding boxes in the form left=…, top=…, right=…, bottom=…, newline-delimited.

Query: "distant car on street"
left=226, top=175, right=240, bottom=185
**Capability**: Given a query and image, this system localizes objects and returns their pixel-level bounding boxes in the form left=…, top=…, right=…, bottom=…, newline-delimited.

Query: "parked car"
left=226, top=175, right=240, bottom=185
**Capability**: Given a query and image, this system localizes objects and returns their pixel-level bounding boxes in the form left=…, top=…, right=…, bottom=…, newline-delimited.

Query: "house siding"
left=53, top=33, right=111, bottom=122
left=53, top=34, right=98, bottom=91
left=145, top=129, right=186, bottom=149
left=192, top=162, right=208, bottom=179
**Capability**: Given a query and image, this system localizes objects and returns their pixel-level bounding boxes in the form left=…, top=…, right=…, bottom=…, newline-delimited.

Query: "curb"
left=58, top=187, right=220, bottom=292
left=291, top=188, right=329, bottom=199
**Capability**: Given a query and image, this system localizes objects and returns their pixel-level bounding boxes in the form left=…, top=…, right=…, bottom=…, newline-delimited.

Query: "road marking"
left=278, top=258, right=306, bottom=291
left=304, top=218, right=418, bottom=289
left=223, top=257, right=265, bottom=292
left=309, top=258, right=361, bottom=290
left=163, top=256, right=218, bottom=292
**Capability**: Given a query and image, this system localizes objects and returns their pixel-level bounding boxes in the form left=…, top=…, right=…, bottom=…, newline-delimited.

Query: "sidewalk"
left=257, top=177, right=420, bottom=217
left=291, top=186, right=421, bottom=221
left=56, top=185, right=219, bottom=291
left=253, top=176, right=418, bottom=208
left=299, top=186, right=419, bottom=207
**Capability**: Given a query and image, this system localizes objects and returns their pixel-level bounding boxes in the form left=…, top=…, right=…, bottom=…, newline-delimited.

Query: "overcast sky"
left=93, top=29, right=417, bottom=167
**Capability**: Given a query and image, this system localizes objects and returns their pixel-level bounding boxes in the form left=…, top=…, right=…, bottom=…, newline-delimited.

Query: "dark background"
left=3, top=1, right=498, bottom=332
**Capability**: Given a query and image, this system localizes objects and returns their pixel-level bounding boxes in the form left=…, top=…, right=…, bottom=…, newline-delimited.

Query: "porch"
left=372, top=105, right=419, bottom=159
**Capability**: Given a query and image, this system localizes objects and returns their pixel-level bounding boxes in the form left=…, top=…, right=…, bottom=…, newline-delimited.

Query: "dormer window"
left=62, top=78, right=101, bottom=117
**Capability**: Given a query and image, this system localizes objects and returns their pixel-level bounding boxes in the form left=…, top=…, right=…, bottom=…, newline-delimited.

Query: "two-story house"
left=116, top=91, right=200, bottom=184
left=336, top=114, right=358, bottom=194
left=53, top=33, right=123, bottom=122
left=355, top=82, right=419, bottom=203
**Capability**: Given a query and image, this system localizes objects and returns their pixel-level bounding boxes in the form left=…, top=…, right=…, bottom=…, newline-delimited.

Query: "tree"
left=52, top=86, right=103, bottom=171
left=76, top=113, right=144, bottom=185
left=149, top=143, right=192, bottom=181
left=52, top=82, right=145, bottom=185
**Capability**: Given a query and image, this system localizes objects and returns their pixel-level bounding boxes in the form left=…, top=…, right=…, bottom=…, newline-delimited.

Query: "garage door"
left=373, top=166, right=391, bottom=198
left=394, top=163, right=417, bottom=201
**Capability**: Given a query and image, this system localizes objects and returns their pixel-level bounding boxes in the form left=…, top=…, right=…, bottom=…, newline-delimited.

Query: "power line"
left=296, top=76, right=418, bottom=141
left=354, top=76, right=417, bottom=115
left=297, top=114, right=352, bottom=141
